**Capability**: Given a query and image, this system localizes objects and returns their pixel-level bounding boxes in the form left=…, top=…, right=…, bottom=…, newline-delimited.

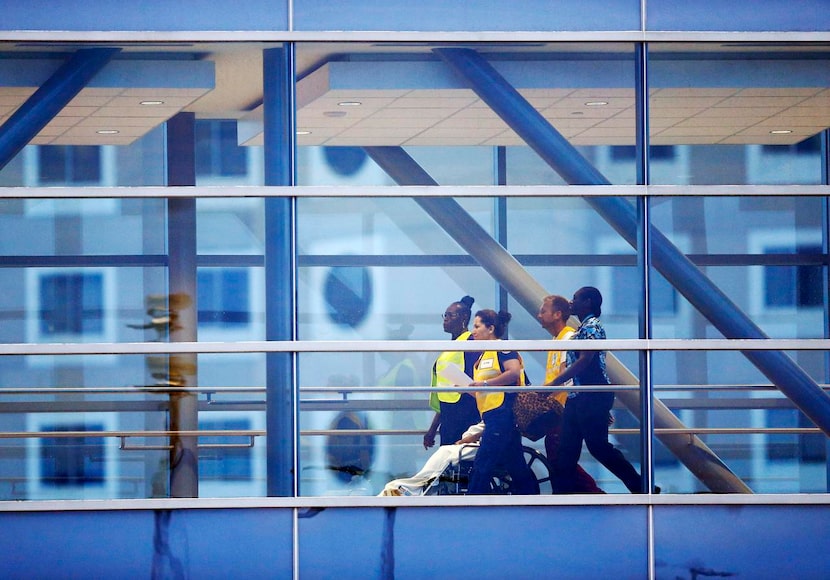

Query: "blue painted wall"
left=2, top=504, right=828, bottom=578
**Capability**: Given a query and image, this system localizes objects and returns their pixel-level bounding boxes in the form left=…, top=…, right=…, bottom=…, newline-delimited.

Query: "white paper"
left=438, top=364, right=473, bottom=386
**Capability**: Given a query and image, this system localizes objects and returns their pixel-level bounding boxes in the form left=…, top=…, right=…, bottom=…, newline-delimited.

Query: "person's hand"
left=423, top=432, right=436, bottom=449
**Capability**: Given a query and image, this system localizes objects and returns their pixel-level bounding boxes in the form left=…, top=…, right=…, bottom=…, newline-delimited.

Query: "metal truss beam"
left=0, top=48, right=120, bottom=171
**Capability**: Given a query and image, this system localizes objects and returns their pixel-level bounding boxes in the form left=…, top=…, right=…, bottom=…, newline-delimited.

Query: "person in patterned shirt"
left=550, top=287, right=643, bottom=493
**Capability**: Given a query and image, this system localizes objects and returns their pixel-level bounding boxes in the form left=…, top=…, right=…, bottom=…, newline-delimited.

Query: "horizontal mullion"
left=2, top=30, right=829, bottom=44
left=2, top=338, right=830, bottom=356
left=1, top=185, right=829, bottom=199
left=4, top=253, right=824, bottom=269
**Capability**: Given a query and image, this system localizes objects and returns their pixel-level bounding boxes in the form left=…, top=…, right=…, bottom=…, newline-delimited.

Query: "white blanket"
left=379, top=443, right=478, bottom=496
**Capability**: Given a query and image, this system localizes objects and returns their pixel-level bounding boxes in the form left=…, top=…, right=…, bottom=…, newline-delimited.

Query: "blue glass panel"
left=648, top=0, right=830, bottom=32
left=0, top=0, right=287, bottom=31
left=299, top=506, right=648, bottom=577
left=0, top=509, right=293, bottom=578
left=295, top=0, right=640, bottom=32
left=654, top=505, right=830, bottom=579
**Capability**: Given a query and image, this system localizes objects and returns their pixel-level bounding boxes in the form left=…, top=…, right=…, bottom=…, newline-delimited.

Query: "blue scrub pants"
left=468, top=402, right=540, bottom=495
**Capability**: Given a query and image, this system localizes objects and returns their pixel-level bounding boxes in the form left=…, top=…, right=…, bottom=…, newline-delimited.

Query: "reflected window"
left=198, top=269, right=250, bottom=326
left=199, top=418, right=252, bottom=480
left=323, top=146, right=368, bottom=177
left=37, top=146, right=101, bottom=184
left=39, top=272, right=104, bottom=335
left=764, top=245, right=822, bottom=308
left=325, top=411, right=375, bottom=484
left=324, top=266, right=372, bottom=328
left=195, top=120, right=247, bottom=177
left=40, top=424, right=105, bottom=487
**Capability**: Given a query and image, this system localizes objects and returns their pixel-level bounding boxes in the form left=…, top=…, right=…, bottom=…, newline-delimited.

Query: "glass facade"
left=0, top=35, right=828, bottom=506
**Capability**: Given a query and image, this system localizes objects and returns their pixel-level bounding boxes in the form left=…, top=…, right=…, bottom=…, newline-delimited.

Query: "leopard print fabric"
left=514, top=392, right=564, bottom=441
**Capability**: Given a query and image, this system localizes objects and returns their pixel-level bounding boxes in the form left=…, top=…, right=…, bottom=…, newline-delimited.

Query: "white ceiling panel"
left=0, top=58, right=214, bottom=145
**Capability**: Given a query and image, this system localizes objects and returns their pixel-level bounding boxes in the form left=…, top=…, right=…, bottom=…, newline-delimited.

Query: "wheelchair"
left=432, top=443, right=552, bottom=495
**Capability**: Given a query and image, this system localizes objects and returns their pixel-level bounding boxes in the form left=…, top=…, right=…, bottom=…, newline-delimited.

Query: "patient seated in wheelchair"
left=380, top=422, right=484, bottom=496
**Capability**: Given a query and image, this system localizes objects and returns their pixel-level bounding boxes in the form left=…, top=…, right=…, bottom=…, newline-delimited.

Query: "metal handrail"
left=0, top=426, right=822, bottom=442
left=1, top=383, right=828, bottom=395
left=2, top=384, right=828, bottom=396
left=3, top=337, right=830, bottom=357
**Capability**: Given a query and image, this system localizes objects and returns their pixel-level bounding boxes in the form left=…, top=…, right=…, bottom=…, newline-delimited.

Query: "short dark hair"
left=579, top=286, right=603, bottom=317
left=475, top=308, right=512, bottom=338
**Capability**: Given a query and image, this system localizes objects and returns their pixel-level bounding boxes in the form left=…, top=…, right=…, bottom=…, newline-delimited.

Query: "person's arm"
left=423, top=411, right=441, bottom=449
left=469, top=358, right=522, bottom=387
left=551, top=350, right=597, bottom=386
left=456, top=430, right=482, bottom=445
left=456, top=421, right=485, bottom=444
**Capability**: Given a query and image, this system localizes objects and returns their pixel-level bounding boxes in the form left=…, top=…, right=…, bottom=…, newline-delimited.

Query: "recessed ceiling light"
left=96, top=129, right=120, bottom=135
left=324, top=110, right=347, bottom=118
left=296, top=130, right=311, bottom=135
left=584, top=101, right=608, bottom=107
left=769, top=129, right=792, bottom=134
left=337, top=101, right=362, bottom=107
left=140, top=100, right=165, bottom=106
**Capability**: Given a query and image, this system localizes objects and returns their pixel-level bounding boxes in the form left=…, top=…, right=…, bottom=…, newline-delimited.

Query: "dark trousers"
left=544, top=416, right=604, bottom=494
left=553, top=392, right=642, bottom=493
left=468, top=404, right=539, bottom=495
left=439, top=394, right=482, bottom=445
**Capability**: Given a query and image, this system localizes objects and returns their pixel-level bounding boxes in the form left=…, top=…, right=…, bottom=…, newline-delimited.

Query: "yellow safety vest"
left=544, top=326, right=575, bottom=407
left=429, top=331, right=472, bottom=412
left=474, top=350, right=525, bottom=414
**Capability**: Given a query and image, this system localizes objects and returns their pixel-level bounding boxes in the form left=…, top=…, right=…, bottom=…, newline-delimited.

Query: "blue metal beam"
left=166, top=112, right=199, bottom=498
left=263, top=46, right=297, bottom=498
left=0, top=48, right=120, bottom=171
left=434, top=47, right=830, bottom=436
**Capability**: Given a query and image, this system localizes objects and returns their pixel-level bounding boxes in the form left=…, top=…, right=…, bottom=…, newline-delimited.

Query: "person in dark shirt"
left=550, top=287, right=643, bottom=493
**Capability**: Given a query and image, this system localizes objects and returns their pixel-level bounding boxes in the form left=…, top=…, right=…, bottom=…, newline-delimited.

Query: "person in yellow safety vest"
left=538, top=294, right=603, bottom=493
left=423, top=296, right=482, bottom=448
left=467, top=309, right=539, bottom=495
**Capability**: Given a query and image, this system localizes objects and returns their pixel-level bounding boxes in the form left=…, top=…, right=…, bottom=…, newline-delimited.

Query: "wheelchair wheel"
left=523, top=445, right=552, bottom=494
left=488, top=445, right=552, bottom=495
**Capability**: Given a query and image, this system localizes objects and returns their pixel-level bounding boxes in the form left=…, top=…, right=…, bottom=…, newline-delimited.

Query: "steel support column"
left=263, top=46, right=297, bottom=497
left=166, top=112, right=199, bottom=498
left=0, top=48, right=120, bottom=171
left=434, top=47, right=830, bottom=438
left=364, top=145, right=750, bottom=493
left=821, top=129, right=830, bottom=489
left=635, top=42, right=655, bottom=495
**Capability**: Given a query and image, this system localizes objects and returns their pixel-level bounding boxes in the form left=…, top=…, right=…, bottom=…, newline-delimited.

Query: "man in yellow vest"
left=539, top=294, right=603, bottom=493
left=423, top=296, right=481, bottom=448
